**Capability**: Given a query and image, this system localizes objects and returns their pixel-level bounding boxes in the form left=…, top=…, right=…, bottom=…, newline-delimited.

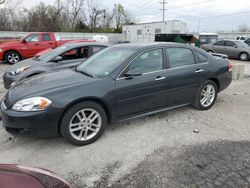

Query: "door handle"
left=34, top=43, right=39, bottom=46
left=155, top=76, right=166, bottom=81
left=195, top=69, right=204, bottom=73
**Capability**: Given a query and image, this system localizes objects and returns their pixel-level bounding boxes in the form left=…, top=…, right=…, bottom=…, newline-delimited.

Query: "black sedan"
left=3, top=42, right=108, bottom=89
left=0, top=43, right=232, bottom=146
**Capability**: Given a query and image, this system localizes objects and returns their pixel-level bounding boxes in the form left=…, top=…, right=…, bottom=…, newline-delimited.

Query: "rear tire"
left=239, top=52, right=249, bottom=61
left=4, top=51, right=21, bottom=64
left=193, top=80, right=218, bottom=110
left=207, top=50, right=213, bottom=53
left=60, top=101, right=107, bottom=146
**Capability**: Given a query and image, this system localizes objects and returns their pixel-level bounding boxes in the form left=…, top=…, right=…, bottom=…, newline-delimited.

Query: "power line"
left=159, top=0, right=167, bottom=21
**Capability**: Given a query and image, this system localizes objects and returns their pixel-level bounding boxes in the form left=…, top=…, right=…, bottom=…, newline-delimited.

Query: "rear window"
left=214, top=41, right=225, bottom=46
left=42, top=34, right=52, bottom=41
left=167, top=48, right=196, bottom=68
left=196, top=52, right=208, bottom=63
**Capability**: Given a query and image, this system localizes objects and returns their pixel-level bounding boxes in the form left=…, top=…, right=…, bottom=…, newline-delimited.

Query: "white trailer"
left=122, top=20, right=187, bottom=43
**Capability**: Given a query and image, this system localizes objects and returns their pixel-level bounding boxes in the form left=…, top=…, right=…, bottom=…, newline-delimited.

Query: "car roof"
left=112, top=42, right=197, bottom=50
left=63, top=42, right=110, bottom=48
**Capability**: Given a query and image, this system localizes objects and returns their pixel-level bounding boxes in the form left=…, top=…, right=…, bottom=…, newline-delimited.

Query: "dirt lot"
left=0, top=60, right=250, bottom=188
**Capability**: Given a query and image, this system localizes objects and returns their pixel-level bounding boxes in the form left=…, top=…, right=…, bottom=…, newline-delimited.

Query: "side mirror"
left=52, top=56, right=63, bottom=63
left=22, top=39, right=26, bottom=43
left=124, top=69, right=142, bottom=78
left=234, top=45, right=238, bottom=48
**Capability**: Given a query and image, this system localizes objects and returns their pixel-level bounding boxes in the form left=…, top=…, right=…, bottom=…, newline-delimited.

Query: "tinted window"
left=60, top=47, right=89, bottom=60
left=225, top=41, right=236, bottom=47
left=25, top=34, right=39, bottom=42
left=167, top=48, right=196, bottom=68
left=214, top=41, right=225, bottom=46
left=236, top=37, right=240, bottom=40
left=42, top=34, right=52, bottom=41
left=196, top=52, right=208, bottom=63
left=92, top=46, right=106, bottom=54
left=126, top=49, right=163, bottom=74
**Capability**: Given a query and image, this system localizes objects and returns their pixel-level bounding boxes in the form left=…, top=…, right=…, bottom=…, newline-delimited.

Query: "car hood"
left=7, top=58, right=46, bottom=72
left=7, top=69, right=97, bottom=103
left=0, top=40, right=21, bottom=48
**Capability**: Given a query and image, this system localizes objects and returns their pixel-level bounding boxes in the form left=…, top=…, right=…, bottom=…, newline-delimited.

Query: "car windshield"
left=235, top=41, right=249, bottom=47
left=76, top=47, right=136, bottom=78
left=34, top=45, right=69, bottom=61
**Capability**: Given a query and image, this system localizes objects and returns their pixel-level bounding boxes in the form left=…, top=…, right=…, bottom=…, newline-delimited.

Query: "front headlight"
left=10, top=66, right=31, bottom=75
left=12, top=97, right=52, bottom=112
left=0, top=48, right=3, bottom=53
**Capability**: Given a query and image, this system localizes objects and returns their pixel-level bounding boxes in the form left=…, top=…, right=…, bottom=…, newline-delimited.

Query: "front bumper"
left=0, top=103, right=60, bottom=138
left=3, top=72, right=17, bottom=89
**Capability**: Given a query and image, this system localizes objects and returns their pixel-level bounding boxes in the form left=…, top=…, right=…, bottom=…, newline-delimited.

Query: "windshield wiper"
left=75, top=68, right=94, bottom=78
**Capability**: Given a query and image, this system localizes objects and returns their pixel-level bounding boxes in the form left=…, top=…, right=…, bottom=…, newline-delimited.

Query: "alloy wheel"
left=69, top=108, right=102, bottom=141
left=240, top=53, right=248, bottom=61
left=8, top=53, right=20, bottom=64
left=200, top=84, right=216, bottom=108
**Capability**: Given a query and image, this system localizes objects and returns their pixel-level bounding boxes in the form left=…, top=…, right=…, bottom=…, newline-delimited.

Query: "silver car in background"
left=202, top=40, right=250, bottom=61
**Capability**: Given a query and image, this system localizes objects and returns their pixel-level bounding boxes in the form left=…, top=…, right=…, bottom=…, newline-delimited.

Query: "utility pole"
left=160, top=0, right=167, bottom=22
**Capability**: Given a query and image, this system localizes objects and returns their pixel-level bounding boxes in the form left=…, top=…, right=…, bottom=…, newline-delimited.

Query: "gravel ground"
left=0, top=60, right=249, bottom=188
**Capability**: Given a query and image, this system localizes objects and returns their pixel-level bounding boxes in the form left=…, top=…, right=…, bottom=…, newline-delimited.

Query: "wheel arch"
left=208, top=78, right=220, bottom=91
left=3, top=50, right=23, bottom=60
left=58, top=97, right=112, bottom=134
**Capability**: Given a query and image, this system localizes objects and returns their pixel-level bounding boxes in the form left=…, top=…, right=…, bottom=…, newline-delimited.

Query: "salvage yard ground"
left=0, top=60, right=250, bottom=188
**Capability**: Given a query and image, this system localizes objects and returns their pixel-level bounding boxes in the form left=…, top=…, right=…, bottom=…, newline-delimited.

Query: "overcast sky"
left=22, top=0, right=250, bottom=33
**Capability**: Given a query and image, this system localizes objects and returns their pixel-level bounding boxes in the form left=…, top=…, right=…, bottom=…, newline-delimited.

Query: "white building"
left=122, top=20, right=187, bottom=43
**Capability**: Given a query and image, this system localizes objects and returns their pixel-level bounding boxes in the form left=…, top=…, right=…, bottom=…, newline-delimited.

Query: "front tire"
left=60, top=101, right=107, bottom=146
left=4, top=51, right=21, bottom=64
left=193, top=80, right=218, bottom=110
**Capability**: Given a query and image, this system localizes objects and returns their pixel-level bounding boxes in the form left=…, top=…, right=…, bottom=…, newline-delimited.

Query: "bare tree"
left=86, top=0, right=104, bottom=31
left=238, top=24, right=249, bottom=32
left=65, top=0, right=85, bottom=30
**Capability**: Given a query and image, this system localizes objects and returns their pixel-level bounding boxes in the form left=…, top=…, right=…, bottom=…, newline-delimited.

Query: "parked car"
left=236, top=36, right=248, bottom=41
left=244, top=38, right=250, bottom=46
left=201, top=40, right=250, bottom=61
left=0, top=32, right=94, bottom=64
left=0, top=164, right=71, bottom=188
left=3, top=42, right=109, bottom=89
left=0, top=43, right=232, bottom=146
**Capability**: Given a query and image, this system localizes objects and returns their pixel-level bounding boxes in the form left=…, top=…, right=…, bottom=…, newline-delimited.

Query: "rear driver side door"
left=115, top=48, right=168, bottom=118
left=166, top=48, right=208, bottom=106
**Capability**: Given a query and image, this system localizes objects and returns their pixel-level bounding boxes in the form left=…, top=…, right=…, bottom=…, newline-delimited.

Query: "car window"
left=42, top=34, right=52, bottom=41
left=77, top=47, right=136, bottom=78
left=92, top=46, right=106, bottom=55
left=225, top=41, right=236, bottom=47
left=196, top=52, right=208, bottom=63
left=125, top=49, right=164, bottom=74
left=236, top=37, right=240, bottom=40
left=214, top=41, right=225, bottom=46
left=167, top=48, right=196, bottom=68
left=60, top=47, right=89, bottom=60
left=25, top=34, right=39, bottom=42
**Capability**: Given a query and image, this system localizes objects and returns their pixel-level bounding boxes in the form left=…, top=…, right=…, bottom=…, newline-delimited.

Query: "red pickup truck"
left=0, top=32, right=94, bottom=64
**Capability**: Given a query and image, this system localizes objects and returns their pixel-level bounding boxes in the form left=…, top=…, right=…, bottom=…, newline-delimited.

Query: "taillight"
left=228, top=63, right=233, bottom=72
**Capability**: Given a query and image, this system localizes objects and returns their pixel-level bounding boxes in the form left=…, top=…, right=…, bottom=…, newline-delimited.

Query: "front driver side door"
left=115, top=48, right=168, bottom=118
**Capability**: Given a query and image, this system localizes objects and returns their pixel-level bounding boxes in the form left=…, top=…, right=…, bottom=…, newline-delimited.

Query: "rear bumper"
left=0, top=103, right=60, bottom=138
